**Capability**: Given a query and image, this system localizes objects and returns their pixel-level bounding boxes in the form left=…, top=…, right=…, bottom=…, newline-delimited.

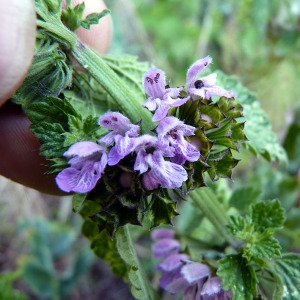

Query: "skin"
left=0, top=0, right=112, bottom=195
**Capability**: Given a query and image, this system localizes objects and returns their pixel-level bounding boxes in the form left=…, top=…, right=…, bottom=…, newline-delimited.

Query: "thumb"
left=0, top=0, right=36, bottom=105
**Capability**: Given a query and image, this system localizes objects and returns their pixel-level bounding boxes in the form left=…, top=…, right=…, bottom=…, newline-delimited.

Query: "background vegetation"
left=1, top=0, right=299, bottom=298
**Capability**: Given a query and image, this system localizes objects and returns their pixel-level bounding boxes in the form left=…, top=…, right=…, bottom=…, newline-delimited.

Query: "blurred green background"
left=1, top=0, right=299, bottom=299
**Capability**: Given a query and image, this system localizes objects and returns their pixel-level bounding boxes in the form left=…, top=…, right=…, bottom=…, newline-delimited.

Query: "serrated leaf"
left=227, top=215, right=247, bottom=236
left=81, top=10, right=110, bottom=29
left=229, top=186, right=261, bottom=211
left=207, top=149, right=240, bottom=181
left=217, top=254, right=258, bottom=300
left=251, top=200, right=285, bottom=232
left=148, top=195, right=179, bottom=228
left=216, top=71, right=288, bottom=164
left=274, top=253, right=300, bottom=300
left=242, top=229, right=281, bottom=261
left=30, top=122, right=66, bottom=157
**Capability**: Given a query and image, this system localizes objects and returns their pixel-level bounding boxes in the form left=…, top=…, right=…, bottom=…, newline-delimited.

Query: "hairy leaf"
left=217, top=254, right=258, bottom=300
left=251, top=200, right=285, bottom=232
left=242, top=229, right=281, bottom=261
left=216, top=71, right=287, bottom=164
left=274, top=253, right=300, bottom=300
left=229, top=186, right=261, bottom=211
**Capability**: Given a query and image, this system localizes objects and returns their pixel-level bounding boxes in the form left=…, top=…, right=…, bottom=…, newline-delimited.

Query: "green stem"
left=71, top=43, right=153, bottom=132
left=36, top=10, right=154, bottom=132
left=116, top=225, right=159, bottom=300
left=189, top=187, right=238, bottom=248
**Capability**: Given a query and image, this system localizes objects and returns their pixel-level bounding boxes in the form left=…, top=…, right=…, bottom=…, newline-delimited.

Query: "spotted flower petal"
left=99, top=112, right=140, bottom=165
left=143, top=68, right=189, bottom=122
left=186, top=56, right=236, bottom=99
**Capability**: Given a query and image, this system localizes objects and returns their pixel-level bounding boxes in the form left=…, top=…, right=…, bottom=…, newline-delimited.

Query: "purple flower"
left=181, top=262, right=211, bottom=285
left=98, top=112, right=140, bottom=165
left=156, top=253, right=190, bottom=272
left=142, top=68, right=189, bottom=122
left=133, top=135, right=188, bottom=189
left=151, top=228, right=176, bottom=240
left=158, top=254, right=191, bottom=294
left=152, top=239, right=181, bottom=259
left=55, top=141, right=107, bottom=193
left=157, top=256, right=211, bottom=295
left=186, top=56, right=236, bottom=100
left=156, top=116, right=200, bottom=165
left=201, top=277, right=232, bottom=300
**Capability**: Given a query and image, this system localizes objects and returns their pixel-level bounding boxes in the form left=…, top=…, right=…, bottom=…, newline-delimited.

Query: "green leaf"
left=90, top=231, right=128, bottom=278
left=72, top=193, right=87, bottom=213
left=13, top=39, right=72, bottom=108
left=62, top=1, right=110, bottom=31
left=30, top=122, right=66, bottom=157
left=207, top=149, right=240, bottom=181
left=227, top=215, right=247, bottom=236
left=147, top=195, right=179, bottom=228
left=116, top=226, right=159, bottom=300
left=64, top=114, right=105, bottom=147
left=274, top=253, right=300, bottom=300
left=242, top=229, right=281, bottom=261
left=216, top=71, right=288, bottom=164
left=229, top=186, right=261, bottom=211
left=251, top=200, right=285, bottom=232
left=81, top=10, right=110, bottom=29
left=217, top=254, right=258, bottom=300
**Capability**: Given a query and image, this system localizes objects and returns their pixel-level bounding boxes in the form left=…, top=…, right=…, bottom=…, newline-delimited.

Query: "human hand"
left=0, top=0, right=112, bottom=195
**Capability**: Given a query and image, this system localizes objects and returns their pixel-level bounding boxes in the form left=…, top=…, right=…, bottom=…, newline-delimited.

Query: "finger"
left=0, top=0, right=36, bottom=105
left=64, top=0, right=112, bottom=54
left=0, top=102, right=67, bottom=195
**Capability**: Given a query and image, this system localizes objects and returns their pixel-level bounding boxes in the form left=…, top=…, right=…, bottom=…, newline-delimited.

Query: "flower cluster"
left=55, top=56, right=235, bottom=194
left=151, top=228, right=232, bottom=299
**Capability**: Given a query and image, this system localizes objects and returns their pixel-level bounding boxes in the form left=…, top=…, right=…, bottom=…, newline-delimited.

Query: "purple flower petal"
left=142, top=172, right=160, bottom=190
left=56, top=163, right=101, bottom=193
left=186, top=56, right=236, bottom=100
left=156, top=254, right=190, bottom=272
left=152, top=238, right=180, bottom=258
left=200, top=277, right=232, bottom=299
left=156, top=117, right=199, bottom=165
left=56, top=141, right=107, bottom=193
left=181, top=262, right=211, bottom=284
left=152, top=102, right=170, bottom=122
left=159, top=267, right=191, bottom=295
left=186, top=56, right=212, bottom=89
left=151, top=228, right=175, bottom=240
left=107, top=135, right=135, bottom=165
left=183, top=284, right=198, bottom=300
left=143, top=68, right=166, bottom=99
left=148, top=151, right=188, bottom=188
left=64, top=141, right=105, bottom=158
left=159, top=267, right=186, bottom=292
left=99, top=112, right=139, bottom=134
left=142, top=68, right=188, bottom=122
